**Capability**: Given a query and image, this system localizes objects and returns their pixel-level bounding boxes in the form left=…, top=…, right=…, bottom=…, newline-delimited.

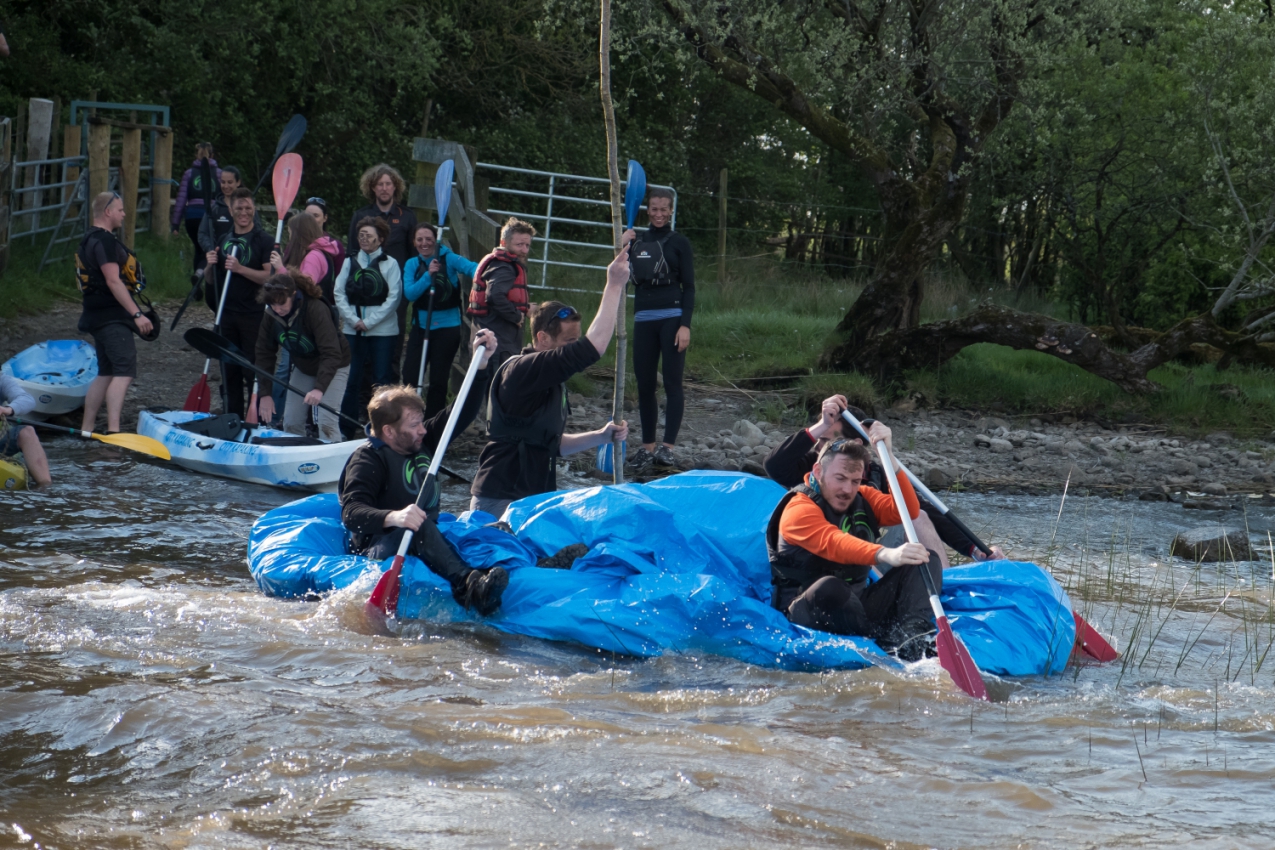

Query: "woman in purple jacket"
left=170, top=142, right=220, bottom=272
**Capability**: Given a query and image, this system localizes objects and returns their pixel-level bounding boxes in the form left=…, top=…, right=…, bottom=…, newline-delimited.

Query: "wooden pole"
left=152, top=127, right=174, bottom=241
left=87, top=123, right=111, bottom=199
left=718, top=167, right=728, bottom=288
left=119, top=127, right=141, bottom=248
left=0, top=117, right=11, bottom=275
left=62, top=125, right=80, bottom=206
left=600, top=0, right=626, bottom=485
left=22, top=98, right=53, bottom=235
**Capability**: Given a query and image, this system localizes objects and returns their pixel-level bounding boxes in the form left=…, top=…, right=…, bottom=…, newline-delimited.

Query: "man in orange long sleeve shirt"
left=764, top=429, right=942, bottom=660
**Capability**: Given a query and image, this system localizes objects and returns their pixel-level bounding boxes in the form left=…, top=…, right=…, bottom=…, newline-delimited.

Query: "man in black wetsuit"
left=763, top=394, right=1007, bottom=566
left=468, top=246, right=633, bottom=519
left=338, top=329, right=508, bottom=616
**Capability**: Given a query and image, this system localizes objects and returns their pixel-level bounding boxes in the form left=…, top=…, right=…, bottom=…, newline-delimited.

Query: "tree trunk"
left=841, top=305, right=1275, bottom=394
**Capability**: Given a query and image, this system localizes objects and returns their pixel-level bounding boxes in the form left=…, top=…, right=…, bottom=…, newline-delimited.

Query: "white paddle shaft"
left=393, top=341, right=491, bottom=560
left=840, top=409, right=951, bottom=514
left=201, top=247, right=238, bottom=375
left=873, top=438, right=945, bottom=621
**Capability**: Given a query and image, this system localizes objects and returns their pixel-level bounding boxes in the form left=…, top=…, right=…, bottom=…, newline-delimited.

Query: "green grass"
left=0, top=229, right=194, bottom=318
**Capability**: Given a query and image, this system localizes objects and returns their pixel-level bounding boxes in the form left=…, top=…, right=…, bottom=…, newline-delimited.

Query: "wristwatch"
left=132, top=311, right=143, bottom=318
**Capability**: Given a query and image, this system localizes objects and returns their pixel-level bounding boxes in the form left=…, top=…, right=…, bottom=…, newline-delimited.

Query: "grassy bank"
left=5, top=237, right=1273, bottom=437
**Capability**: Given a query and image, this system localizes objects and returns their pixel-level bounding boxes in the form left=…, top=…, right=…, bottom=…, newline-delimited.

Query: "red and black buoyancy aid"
left=467, top=249, right=529, bottom=318
left=765, top=476, right=882, bottom=599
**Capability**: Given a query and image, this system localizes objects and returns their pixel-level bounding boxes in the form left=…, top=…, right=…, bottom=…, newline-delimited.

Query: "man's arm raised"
left=585, top=239, right=633, bottom=356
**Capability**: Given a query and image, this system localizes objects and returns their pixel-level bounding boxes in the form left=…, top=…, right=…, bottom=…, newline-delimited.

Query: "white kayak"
left=1, top=340, right=98, bottom=416
left=138, top=409, right=361, bottom=491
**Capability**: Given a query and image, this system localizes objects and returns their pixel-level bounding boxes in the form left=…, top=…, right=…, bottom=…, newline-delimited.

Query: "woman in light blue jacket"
left=335, top=216, right=402, bottom=437
left=402, top=222, right=479, bottom=417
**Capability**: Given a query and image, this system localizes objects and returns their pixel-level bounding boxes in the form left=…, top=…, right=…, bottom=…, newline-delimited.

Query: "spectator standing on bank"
left=335, top=217, right=402, bottom=438
left=304, top=196, right=343, bottom=254
left=76, top=192, right=154, bottom=434
left=623, top=188, right=694, bottom=472
left=402, top=222, right=477, bottom=418
left=170, top=142, right=219, bottom=273
left=467, top=217, right=534, bottom=372
left=202, top=188, right=274, bottom=417
left=348, top=164, right=416, bottom=382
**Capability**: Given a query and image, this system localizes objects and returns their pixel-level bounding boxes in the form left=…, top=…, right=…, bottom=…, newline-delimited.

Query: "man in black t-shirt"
left=77, top=192, right=154, bottom=433
left=468, top=245, right=633, bottom=519
left=203, top=187, right=274, bottom=416
left=622, top=188, right=695, bottom=472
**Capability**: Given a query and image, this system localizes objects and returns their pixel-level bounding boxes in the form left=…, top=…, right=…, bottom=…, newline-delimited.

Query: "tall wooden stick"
left=600, top=0, right=626, bottom=485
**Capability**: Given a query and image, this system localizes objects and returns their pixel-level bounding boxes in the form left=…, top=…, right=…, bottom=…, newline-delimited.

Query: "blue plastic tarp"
left=248, top=472, right=1076, bottom=675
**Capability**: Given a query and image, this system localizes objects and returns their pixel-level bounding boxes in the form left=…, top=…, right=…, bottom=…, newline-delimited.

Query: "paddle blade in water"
left=1073, top=612, right=1118, bottom=662
left=95, top=432, right=172, bottom=460
left=366, top=556, right=404, bottom=621
left=272, top=153, right=304, bottom=218
left=624, top=160, right=646, bottom=230
left=935, top=615, right=988, bottom=700
left=184, top=372, right=211, bottom=412
left=434, top=159, right=455, bottom=230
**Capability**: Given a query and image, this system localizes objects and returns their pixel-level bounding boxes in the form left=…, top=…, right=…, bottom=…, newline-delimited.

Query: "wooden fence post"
left=87, top=123, right=111, bottom=199
left=119, top=127, right=141, bottom=247
left=152, top=129, right=173, bottom=241
left=0, top=117, right=11, bottom=275
left=62, top=124, right=80, bottom=206
left=22, top=98, right=54, bottom=234
left=718, top=167, right=728, bottom=287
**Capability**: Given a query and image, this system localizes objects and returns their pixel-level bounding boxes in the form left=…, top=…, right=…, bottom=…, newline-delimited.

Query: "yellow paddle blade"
left=91, top=431, right=172, bottom=460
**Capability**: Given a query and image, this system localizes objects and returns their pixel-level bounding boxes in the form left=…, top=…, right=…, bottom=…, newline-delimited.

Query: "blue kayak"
left=1, top=340, right=98, bottom=415
left=248, top=471, right=1077, bottom=676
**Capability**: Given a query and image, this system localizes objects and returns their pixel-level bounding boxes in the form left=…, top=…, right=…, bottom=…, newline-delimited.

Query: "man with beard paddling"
left=339, top=329, right=508, bottom=616
left=766, top=433, right=941, bottom=661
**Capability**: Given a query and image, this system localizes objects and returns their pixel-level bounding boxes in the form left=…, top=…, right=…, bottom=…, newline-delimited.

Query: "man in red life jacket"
left=468, top=217, right=534, bottom=371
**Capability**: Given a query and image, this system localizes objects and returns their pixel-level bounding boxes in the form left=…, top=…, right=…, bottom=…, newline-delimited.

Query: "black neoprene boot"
left=455, top=567, right=509, bottom=616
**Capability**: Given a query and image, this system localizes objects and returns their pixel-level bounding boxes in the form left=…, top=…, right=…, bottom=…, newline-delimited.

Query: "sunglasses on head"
left=554, top=306, right=579, bottom=320
left=305, top=197, right=326, bottom=207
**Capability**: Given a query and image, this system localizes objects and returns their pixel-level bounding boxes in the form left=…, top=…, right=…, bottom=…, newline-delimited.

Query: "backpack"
left=345, top=252, right=391, bottom=307
left=631, top=234, right=672, bottom=286
left=75, top=229, right=146, bottom=295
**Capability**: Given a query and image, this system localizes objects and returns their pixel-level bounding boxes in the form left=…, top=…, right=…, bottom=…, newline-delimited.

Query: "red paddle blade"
left=1073, top=612, right=1118, bottom=662
left=272, top=153, right=304, bottom=216
left=184, top=374, right=211, bottom=412
left=365, top=556, right=404, bottom=623
left=935, top=616, right=989, bottom=700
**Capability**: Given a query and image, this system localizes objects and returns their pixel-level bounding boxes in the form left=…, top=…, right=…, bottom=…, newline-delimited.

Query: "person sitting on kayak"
left=339, top=329, right=508, bottom=616
left=467, top=244, right=633, bottom=520
left=0, top=372, right=52, bottom=486
left=764, top=394, right=1006, bottom=566
left=254, top=271, right=351, bottom=443
left=766, top=432, right=939, bottom=661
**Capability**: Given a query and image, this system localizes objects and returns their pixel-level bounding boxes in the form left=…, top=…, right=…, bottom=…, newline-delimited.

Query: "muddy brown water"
left=3, top=440, right=1275, bottom=848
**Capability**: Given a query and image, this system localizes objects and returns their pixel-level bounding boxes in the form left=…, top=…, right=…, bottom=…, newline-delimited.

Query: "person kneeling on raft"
left=764, top=394, right=1006, bottom=567
left=766, top=431, right=939, bottom=661
left=338, top=329, right=508, bottom=616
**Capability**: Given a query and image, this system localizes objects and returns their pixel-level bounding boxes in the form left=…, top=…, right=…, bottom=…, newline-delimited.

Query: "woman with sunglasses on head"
left=334, top=217, right=402, bottom=438
left=303, top=197, right=344, bottom=254
left=402, top=222, right=477, bottom=418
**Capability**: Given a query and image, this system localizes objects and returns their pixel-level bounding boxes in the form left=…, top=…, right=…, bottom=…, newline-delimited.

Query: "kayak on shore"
left=248, top=471, right=1078, bottom=676
left=1, top=339, right=98, bottom=416
left=139, top=409, right=361, bottom=491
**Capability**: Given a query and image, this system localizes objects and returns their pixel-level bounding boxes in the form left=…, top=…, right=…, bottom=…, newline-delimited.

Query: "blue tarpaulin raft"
left=248, top=471, right=1077, bottom=676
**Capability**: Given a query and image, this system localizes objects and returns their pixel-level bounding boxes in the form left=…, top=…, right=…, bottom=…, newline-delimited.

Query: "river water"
left=3, top=441, right=1275, bottom=849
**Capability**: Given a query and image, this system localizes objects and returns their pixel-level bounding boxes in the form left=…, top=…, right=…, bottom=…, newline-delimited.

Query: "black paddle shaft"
left=182, top=327, right=472, bottom=484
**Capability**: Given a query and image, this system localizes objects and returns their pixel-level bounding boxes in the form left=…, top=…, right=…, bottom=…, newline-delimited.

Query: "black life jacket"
left=765, top=480, right=881, bottom=599
left=209, top=198, right=234, bottom=243
left=315, top=250, right=338, bottom=306
left=346, top=251, right=393, bottom=307
left=75, top=228, right=145, bottom=296
left=631, top=233, right=672, bottom=286
left=219, top=230, right=257, bottom=270
left=373, top=440, right=441, bottom=517
left=266, top=294, right=342, bottom=360
left=410, top=249, right=459, bottom=327
left=485, top=354, right=570, bottom=458
left=195, top=159, right=214, bottom=208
